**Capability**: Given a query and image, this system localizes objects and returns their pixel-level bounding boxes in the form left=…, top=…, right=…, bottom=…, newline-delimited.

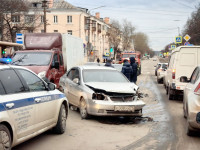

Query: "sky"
left=66, top=0, right=199, bottom=51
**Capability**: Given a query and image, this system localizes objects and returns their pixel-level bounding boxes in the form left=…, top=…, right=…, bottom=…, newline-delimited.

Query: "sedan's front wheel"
left=80, top=98, right=90, bottom=119
left=0, top=124, right=11, bottom=150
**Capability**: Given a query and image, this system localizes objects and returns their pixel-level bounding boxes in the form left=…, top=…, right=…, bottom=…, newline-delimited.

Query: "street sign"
left=184, top=42, right=190, bottom=45
left=110, top=47, right=113, bottom=52
left=184, top=34, right=191, bottom=42
left=16, top=33, right=24, bottom=44
left=175, top=36, right=182, bottom=44
left=171, top=45, right=176, bottom=50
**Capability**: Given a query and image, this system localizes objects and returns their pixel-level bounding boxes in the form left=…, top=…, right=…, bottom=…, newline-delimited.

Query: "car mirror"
left=73, top=78, right=80, bottom=84
left=48, top=82, right=56, bottom=91
left=180, top=76, right=189, bottom=83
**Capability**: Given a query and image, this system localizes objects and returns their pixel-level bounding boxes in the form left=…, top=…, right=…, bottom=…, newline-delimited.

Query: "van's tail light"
left=172, top=69, right=176, bottom=79
left=194, top=83, right=200, bottom=95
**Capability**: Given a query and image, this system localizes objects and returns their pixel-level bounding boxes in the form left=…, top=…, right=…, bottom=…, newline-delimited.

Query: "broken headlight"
left=92, top=93, right=107, bottom=100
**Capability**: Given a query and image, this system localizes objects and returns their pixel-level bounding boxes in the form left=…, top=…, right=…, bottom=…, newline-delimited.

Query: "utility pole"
left=42, top=0, right=48, bottom=33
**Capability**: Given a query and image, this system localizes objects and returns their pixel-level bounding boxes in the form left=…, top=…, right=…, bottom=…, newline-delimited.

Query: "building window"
left=32, top=3, right=38, bottom=8
left=67, top=30, right=72, bottom=35
left=41, top=30, right=44, bottom=33
left=54, top=30, right=58, bottom=32
left=28, top=30, right=33, bottom=33
left=67, top=16, right=72, bottom=23
left=41, top=16, right=44, bottom=23
left=25, top=15, right=34, bottom=23
left=11, top=15, right=20, bottom=23
left=54, top=16, right=58, bottom=23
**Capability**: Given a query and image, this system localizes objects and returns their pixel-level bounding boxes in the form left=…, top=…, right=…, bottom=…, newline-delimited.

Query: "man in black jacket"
left=130, top=57, right=137, bottom=83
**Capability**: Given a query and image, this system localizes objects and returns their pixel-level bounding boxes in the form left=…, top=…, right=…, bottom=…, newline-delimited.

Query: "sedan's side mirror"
left=73, top=78, right=80, bottom=84
left=180, top=76, right=189, bottom=83
left=48, top=82, right=56, bottom=91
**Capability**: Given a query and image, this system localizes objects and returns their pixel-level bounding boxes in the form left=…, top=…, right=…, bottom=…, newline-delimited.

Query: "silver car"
left=181, top=66, right=200, bottom=136
left=59, top=66, right=145, bottom=119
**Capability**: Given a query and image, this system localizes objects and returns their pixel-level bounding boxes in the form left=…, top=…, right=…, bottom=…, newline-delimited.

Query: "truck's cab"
left=11, top=33, right=65, bottom=87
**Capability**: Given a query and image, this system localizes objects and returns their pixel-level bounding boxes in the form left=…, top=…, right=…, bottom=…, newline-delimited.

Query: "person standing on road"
left=97, top=57, right=100, bottom=63
left=130, top=57, right=137, bottom=83
left=105, top=58, right=114, bottom=68
left=121, top=59, right=133, bottom=81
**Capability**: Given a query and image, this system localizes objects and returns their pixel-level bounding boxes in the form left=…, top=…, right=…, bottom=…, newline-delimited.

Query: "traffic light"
left=2, top=49, right=6, bottom=55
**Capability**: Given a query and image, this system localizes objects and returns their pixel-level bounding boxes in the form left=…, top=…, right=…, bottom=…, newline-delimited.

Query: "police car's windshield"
left=12, top=52, right=52, bottom=66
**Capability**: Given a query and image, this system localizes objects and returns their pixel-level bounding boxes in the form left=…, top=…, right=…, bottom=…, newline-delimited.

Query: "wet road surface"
left=13, top=58, right=200, bottom=150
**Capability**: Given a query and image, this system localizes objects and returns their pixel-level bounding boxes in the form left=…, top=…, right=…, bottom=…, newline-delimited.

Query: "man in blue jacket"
left=121, top=59, right=133, bottom=81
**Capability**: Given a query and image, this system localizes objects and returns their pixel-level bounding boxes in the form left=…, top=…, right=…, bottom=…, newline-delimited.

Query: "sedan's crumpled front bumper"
left=87, top=96, right=145, bottom=117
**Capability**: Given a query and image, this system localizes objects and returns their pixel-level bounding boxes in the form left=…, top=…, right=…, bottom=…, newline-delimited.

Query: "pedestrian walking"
left=97, top=58, right=100, bottom=63
left=121, top=59, right=133, bottom=81
left=105, top=58, right=114, bottom=68
left=130, top=57, right=137, bottom=83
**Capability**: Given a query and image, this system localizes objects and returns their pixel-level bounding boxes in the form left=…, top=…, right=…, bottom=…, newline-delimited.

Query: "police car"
left=0, top=65, right=69, bottom=149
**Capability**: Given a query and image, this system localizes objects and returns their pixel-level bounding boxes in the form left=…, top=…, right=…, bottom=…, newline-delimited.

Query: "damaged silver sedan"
left=59, top=66, right=145, bottom=119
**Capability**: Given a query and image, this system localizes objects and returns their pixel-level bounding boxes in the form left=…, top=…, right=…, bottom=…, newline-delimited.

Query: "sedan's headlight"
left=92, top=93, right=108, bottom=100
left=38, top=71, right=47, bottom=79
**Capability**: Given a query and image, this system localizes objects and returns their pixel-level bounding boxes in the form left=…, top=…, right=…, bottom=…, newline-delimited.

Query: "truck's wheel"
left=53, top=104, right=67, bottom=134
left=0, top=124, right=11, bottom=150
left=80, top=98, right=90, bottom=119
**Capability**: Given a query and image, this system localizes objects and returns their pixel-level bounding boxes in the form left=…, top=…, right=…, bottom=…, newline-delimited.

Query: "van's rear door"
left=177, top=47, right=198, bottom=79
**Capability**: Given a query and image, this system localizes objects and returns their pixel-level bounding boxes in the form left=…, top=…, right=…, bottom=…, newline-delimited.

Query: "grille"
left=110, top=96, right=133, bottom=102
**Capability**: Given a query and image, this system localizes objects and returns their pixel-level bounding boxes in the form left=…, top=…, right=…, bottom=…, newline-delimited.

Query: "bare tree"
left=0, top=0, right=42, bottom=42
left=183, top=3, right=200, bottom=44
left=133, top=32, right=149, bottom=55
left=122, top=19, right=135, bottom=51
left=108, top=19, right=122, bottom=58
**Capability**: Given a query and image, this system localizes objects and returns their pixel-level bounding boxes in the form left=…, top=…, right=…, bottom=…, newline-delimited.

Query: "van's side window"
left=0, top=69, right=25, bottom=94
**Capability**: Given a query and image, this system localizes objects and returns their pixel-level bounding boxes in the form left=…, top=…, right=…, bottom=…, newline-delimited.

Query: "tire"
left=186, top=120, right=195, bottom=136
left=80, top=98, right=90, bottom=119
left=168, top=87, right=174, bottom=100
left=53, top=104, right=67, bottom=134
left=166, top=86, right=168, bottom=95
left=0, top=124, right=12, bottom=150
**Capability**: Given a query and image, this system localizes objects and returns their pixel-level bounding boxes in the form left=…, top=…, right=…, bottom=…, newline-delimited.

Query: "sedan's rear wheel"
left=80, top=98, right=90, bottom=119
left=0, top=124, right=11, bottom=150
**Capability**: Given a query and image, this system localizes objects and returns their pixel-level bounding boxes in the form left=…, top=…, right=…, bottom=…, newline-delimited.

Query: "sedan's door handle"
left=35, top=98, right=41, bottom=103
left=6, top=103, right=15, bottom=108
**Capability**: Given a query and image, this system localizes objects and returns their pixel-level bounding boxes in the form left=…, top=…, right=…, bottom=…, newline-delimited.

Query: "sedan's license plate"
left=114, top=106, right=135, bottom=112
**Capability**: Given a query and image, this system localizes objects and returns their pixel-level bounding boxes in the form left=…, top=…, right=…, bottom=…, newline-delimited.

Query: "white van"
left=166, top=46, right=200, bottom=100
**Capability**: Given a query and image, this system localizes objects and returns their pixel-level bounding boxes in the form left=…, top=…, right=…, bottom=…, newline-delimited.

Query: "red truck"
left=11, top=33, right=85, bottom=87
left=118, top=51, right=141, bottom=75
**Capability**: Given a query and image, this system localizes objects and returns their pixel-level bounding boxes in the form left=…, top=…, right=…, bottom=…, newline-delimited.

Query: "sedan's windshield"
left=12, top=52, right=52, bottom=66
left=83, top=69, right=128, bottom=83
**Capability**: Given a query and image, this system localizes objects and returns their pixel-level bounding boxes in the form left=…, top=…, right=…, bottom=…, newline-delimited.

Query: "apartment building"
left=27, top=0, right=110, bottom=61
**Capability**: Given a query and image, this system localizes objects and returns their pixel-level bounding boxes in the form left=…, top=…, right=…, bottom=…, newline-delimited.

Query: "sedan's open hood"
left=85, top=82, right=138, bottom=94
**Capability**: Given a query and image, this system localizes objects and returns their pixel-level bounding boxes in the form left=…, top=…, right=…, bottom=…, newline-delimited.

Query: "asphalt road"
left=13, top=58, right=200, bottom=150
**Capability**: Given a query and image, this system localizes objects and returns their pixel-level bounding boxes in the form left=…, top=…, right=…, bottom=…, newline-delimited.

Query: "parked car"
left=155, top=63, right=162, bottom=76
left=59, top=66, right=145, bottom=119
left=180, top=66, right=200, bottom=136
left=165, top=46, right=200, bottom=100
left=157, top=63, right=168, bottom=84
left=0, top=65, right=69, bottom=149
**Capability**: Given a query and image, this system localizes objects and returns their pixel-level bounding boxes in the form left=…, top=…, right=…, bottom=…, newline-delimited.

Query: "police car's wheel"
left=53, top=104, right=67, bottom=134
left=80, top=98, right=90, bottom=119
left=0, top=124, right=11, bottom=150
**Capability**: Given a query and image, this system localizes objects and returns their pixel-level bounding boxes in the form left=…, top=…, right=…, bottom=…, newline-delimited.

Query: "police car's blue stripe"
left=0, top=94, right=66, bottom=112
